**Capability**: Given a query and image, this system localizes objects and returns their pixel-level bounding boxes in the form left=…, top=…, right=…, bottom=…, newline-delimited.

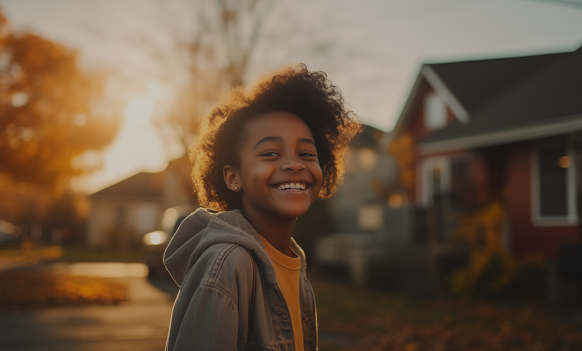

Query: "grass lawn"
left=0, top=246, right=139, bottom=310
left=0, top=246, right=141, bottom=312
left=0, top=245, right=145, bottom=264
left=310, top=273, right=582, bottom=351
left=56, top=246, right=145, bottom=263
left=0, top=271, right=127, bottom=310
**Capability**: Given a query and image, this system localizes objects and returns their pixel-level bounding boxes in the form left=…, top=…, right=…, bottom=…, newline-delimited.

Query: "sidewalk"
left=0, top=263, right=178, bottom=351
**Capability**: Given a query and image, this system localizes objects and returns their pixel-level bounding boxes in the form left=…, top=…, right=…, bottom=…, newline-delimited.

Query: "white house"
left=86, top=156, right=195, bottom=249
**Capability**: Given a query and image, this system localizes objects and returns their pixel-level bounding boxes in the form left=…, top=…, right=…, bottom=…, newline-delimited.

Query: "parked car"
left=0, top=219, right=20, bottom=247
left=143, top=206, right=196, bottom=274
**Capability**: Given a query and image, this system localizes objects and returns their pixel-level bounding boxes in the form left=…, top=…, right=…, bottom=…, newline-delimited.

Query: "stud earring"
left=235, top=187, right=238, bottom=190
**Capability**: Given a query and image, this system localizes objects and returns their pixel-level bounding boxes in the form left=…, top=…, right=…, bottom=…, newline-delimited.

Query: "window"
left=533, top=145, right=577, bottom=225
left=358, top=204, right=383, bottom=231
left=539, top=147, right=568, bottom=216
left=420, top=157, right=450, bottom=206
left=424, top=92, right=447, bottom=130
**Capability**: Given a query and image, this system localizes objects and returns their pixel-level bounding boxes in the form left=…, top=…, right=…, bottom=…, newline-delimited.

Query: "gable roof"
left=429, top=52, right=567, bottom=115
left=90, top=172, right=162, bottom=199
left=392, top=46, right=582, bottom=153
left=420, top=47, right=582, bottom=152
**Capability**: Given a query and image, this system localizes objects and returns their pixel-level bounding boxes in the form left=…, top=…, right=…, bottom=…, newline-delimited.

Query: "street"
left=0, top=266, right=179, bottom=351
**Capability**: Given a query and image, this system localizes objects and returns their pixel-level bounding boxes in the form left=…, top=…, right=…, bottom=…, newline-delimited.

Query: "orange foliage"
left=0, top=271, right=127, bottom=309
left=388, top=132, right=415, bottom=192
left=0, top=8, right=120, bottom=193
left=450, top=202, right=516, bottom=295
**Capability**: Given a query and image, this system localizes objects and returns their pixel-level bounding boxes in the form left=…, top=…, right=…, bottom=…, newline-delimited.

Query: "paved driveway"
left=0, top=264, right=179, bottom=351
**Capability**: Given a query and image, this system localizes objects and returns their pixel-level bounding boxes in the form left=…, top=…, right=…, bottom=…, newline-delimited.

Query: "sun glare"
left=124, top=96, right=155, bottom=127
left=72, top=81, right=180, bottom=194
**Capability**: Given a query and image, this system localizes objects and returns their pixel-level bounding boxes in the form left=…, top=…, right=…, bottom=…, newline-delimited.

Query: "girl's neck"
left=241, top=207, right=296, bottom=257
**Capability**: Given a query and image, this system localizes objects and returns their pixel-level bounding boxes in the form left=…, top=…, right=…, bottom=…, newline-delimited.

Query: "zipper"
left=276, top=284, right=296, bottom=351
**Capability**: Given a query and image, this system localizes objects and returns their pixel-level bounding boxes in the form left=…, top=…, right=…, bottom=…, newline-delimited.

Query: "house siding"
left=86, top=198, right=161, bottom=249
left=410, top=88, right=457, bottom=142
left=506, top=142, right=578, bottom=258
left=410, top=86, right=463, bottom=205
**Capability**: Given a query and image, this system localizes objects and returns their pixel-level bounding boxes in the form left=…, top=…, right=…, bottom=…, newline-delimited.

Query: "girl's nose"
left=282, top=157, right=305, bottom=171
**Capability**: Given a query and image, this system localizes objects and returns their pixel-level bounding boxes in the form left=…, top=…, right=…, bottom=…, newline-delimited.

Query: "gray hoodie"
left=164, top=208, right=318, bottom=351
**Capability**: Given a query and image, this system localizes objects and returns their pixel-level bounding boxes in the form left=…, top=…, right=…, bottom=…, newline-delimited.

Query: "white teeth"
left=277, top=183, right=306, bottom=190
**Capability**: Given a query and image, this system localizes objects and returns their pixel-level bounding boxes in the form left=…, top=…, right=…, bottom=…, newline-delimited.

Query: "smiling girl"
left=164, top=64, right=361, bottom=351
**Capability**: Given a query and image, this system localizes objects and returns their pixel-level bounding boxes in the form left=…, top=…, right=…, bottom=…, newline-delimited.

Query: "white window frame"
left=531, top=141, right=578, bottom=226
left=424, top=92, right=448, bottom=131
left=419, top=157, right=450, bottom=206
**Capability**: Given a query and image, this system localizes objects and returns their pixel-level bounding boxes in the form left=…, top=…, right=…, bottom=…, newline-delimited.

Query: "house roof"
left=90, top=172, right=162, bottom=199
left=397, top=46, right=582, bottom=153
left=429, top=52, right=567, bottom=115
left=353, top=124, right=385, bottom=149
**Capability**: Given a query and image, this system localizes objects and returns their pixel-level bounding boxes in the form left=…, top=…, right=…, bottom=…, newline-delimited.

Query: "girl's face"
left=225, top=111, right=323, bottom=218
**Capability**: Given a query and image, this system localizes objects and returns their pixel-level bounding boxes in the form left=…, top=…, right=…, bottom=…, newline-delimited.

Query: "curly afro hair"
left=189, top=64, right=362, bottom=211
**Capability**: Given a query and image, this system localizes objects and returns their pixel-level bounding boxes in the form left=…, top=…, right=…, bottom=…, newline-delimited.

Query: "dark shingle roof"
left=90, top=172, right=162, bottom=199
left=353, top=124, right=385, bottom=149
left=421, top=46, right=582, bottom=145
left=430, top=52, right=567, bottom=114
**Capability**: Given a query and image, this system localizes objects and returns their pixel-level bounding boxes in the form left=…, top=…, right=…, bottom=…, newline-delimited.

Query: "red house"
left=392, top=46, right=582, bottom=259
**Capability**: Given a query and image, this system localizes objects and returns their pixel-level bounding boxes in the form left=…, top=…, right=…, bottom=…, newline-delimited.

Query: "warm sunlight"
left=125, top=96, right=155, bottom=128
left=2, top=1, right=582, bottom=350
left=70, top=81, right=180, bottom=194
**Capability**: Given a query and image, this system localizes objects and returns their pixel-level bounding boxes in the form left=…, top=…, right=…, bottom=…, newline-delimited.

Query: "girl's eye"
left=261, top=152, right=279, bottom=157
left=300, top=152, right=316, bottom=157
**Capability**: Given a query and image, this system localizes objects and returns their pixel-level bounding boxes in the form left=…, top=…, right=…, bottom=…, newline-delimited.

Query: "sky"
left=2, top=0, right=582, bottom=193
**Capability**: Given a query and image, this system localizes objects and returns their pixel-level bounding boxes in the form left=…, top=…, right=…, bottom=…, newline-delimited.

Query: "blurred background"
left=1, top=0, right=582, bottom=350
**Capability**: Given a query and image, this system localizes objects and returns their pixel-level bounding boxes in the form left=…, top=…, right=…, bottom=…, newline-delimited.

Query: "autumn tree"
left=0, top=9, right=121, bottom=193
left=389, top=131, right=416, bottom=193
left=158, top=0, right=278, bottom=150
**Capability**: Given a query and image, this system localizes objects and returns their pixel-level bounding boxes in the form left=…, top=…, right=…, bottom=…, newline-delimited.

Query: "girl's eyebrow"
left=253, top=136, right=315, bottom=149
left=253, top=136, right=282, bottom=149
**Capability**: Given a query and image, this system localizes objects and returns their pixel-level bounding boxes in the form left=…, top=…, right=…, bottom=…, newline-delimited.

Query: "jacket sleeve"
left=168, top=283, right=239, bottom=351
left=165, top=244, right=255, bottom=351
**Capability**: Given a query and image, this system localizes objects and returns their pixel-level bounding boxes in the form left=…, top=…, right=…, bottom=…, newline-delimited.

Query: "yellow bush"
left=389, top=132, right=415, bottom=192
left=450, top=202, right=517, bottom=295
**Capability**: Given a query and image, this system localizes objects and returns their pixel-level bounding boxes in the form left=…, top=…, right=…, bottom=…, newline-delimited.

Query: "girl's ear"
left=223, top=165, right=241, bottom=192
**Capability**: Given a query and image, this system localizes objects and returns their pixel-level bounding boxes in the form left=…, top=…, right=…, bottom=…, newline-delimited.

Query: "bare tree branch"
left=156, top=0, right=279, bottom=152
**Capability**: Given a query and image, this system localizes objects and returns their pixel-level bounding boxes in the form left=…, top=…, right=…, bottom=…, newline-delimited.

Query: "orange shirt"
left=259, top=236, right=304, bottom=351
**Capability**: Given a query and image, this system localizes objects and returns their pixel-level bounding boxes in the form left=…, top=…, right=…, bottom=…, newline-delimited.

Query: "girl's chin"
left=276, top=206, right=310, bottom=218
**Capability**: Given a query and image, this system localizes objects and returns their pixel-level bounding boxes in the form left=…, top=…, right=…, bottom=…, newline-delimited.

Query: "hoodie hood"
left=164, top=208, right=307, bottom=287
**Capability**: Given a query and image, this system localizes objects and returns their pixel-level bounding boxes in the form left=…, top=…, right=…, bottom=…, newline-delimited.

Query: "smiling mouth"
left=275, top=182, right=307, bottom=191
